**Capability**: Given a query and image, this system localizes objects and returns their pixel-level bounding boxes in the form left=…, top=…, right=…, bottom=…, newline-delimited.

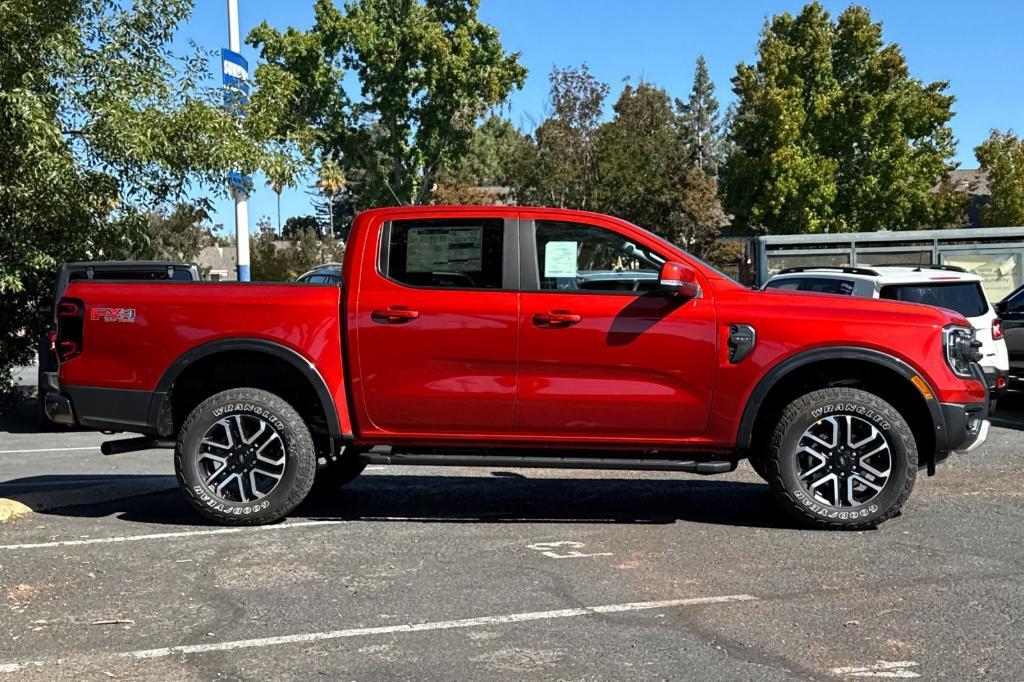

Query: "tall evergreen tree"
left=676, top=56, right=723, bottom=176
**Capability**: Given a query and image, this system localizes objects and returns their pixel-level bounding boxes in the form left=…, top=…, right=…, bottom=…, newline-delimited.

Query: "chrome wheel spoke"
left=196, top=412, right=287, bottom=504
left=796, top=413, right=892, bottom=509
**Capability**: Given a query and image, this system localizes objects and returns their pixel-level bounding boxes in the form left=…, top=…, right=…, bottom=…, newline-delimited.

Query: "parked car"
left=995, top=284, right=1024, bottom=390
left=38, top=261, right=199, bottom=427
left=296, top=263, right=342, bottom=284
left=763, top=265, right=1009, bottom=400
left=47, top=207, right=988, bottom=530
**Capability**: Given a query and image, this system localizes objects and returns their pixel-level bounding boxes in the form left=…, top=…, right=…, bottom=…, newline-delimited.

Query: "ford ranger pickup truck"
left=46, top=206, right=990, bottom=530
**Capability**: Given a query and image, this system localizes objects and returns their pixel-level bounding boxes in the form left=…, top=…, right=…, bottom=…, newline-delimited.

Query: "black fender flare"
left=735, top=346, right=946, bottom=453
left=149, top=338, right=343, bottom=438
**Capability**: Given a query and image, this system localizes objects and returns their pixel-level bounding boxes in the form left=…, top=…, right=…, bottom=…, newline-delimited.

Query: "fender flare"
left=150, top=338, right=343, bottom=437
left=735, top=346, right=945, bottom=453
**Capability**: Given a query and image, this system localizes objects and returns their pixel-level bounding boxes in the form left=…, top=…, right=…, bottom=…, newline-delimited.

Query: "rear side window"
left=765, top=277, right=855, bottom=295
left=879, top=282, right=987, bottom=317
left=385, top=218, right=505, bottom=289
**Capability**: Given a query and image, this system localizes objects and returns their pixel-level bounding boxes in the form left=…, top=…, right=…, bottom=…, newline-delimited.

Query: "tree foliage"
left=143, top=201, right=216, bottom=263
left=594, top=83, right=723, bottom=260
left=282, top=215, right=322, bottom=239
left=976, top=130, right=1024, bottom=227
left=721, top=2, right=962, bottom=234
left=0, top=0, right=274, bottom=391
left=247, top=0, right=526, bottom=212
left=676, top=56, right=723, bottom=176
left=250, top=220, right=344, bottom=281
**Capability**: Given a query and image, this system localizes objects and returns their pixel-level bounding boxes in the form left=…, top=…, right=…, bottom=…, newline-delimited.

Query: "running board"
left=359, top=450, right=734, bottom=475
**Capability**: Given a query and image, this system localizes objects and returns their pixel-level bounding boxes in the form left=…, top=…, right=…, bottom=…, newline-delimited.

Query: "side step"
left=359, top=450, right=734, bottom=475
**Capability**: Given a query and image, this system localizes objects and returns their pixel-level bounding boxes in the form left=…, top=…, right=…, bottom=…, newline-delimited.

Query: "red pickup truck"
left=47, top=206, right=989, bottom=529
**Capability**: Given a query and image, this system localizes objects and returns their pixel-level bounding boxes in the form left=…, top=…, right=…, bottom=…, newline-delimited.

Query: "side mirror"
left=995, top=300, right=1008, bottom=316
left=658, top=261, right=700, bottom=299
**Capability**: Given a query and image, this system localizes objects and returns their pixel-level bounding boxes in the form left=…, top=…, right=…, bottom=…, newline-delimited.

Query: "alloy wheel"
left=796, top=414, right=892, bottom=507
left=197, top=414, right=287, bottom=503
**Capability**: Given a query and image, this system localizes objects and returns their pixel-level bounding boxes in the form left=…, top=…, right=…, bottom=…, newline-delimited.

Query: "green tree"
left=676, top=56, right=723, bottom=176
left=250, top=218, right=292, bottom=281
left=0, top=0, right=275, bottom=391
left=435, top=115, right=527, bottom=203
left=721, top=2, right=962, bottom=235
left=592, top=83, right=727, bottom=264
left=510, top=65, right=609, bottom=209
left=282, top=215, right=322, bottom=239
left=247, top=0, right=526, bottom=209
left=976, top=130, right=1024, bottom=227
left=143, top=201, right=216, bottom=263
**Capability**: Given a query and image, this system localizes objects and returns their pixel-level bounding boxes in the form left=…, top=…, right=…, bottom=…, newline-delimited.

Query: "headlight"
left=943, top=325, right=982, bottom=378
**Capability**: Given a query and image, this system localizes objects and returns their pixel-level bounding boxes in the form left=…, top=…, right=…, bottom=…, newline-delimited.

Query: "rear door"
left=353, top=214, right=520, bottom=435
left=515, top=215, right=716, bottom=440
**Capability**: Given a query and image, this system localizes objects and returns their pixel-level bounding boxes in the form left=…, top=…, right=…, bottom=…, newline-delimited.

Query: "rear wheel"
left=175, top=388, right=316, bottom=526
left=766, top=387, right=917, bottom=530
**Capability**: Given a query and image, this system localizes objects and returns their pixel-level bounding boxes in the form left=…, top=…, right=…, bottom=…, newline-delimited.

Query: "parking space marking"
left=0, top=519, right=347, bottom=551
left=527, top=540, right=613, bottom=559
left=830, top=661, right=920, bottom=678
left=0, top=594, right=757, bottom=673
left=0, top=446, right=100, bottom=455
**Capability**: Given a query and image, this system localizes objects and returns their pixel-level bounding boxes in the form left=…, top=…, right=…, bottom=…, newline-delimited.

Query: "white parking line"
left=0, top=446, right=100, bottom=455
left=0, top=519, right=347, bottom=551
left=0, top=594, right=757, bottom=673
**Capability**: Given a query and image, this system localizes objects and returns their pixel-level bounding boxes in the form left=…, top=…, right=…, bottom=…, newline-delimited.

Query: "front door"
left=516, top=217, right=716, bottom=441
left=354, top=215, right=519, bottom=435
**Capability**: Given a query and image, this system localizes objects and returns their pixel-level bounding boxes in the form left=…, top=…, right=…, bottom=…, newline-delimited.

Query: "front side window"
left=535, top=220, right=665, bottom=293
left=386, top=218, right=504, bottom=289
left=879, top=282, right=987, bottom=318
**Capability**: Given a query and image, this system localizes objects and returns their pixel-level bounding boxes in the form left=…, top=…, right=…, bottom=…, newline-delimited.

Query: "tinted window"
left=535, top=221, right=664, bottom=293
left=879, top=282, right=987, bottom=317
left=386, top=218, right=504, bottom=289
left=765, top=277, right=854, bottom=294
left=765, top=279, right=803, bottom=291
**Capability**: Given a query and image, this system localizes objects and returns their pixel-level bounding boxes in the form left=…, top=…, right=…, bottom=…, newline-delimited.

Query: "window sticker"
left=406, top=227, right=483, bottom=272
left=544, top=241, right=578, bottom=278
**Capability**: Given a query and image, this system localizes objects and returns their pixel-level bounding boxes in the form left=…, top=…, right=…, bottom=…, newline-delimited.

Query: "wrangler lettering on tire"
left=765, top=387, right=917, bottom=530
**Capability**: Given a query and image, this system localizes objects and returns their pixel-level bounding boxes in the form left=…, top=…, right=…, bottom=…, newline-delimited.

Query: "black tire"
left=313, top=447, right=367, bottom=493
left=175, top=388, right=317, bottom=526
left=766, top=387, right=917, bottom=530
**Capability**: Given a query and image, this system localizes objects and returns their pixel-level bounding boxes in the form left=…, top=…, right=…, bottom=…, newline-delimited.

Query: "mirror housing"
left=994, top=300, right=1008, bottom=316
left=658, top=261, right=700, bottom=299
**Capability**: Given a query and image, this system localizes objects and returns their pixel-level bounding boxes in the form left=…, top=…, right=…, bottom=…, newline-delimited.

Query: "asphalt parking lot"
left=2, top=382, right=1024, bottom=680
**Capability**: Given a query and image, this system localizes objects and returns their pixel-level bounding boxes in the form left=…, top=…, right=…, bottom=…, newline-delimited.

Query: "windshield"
left=878, top=282, right=987, bottom=318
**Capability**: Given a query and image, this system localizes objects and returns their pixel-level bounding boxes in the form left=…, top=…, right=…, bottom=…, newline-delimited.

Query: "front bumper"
left=940, top=401, right=989, bottom=453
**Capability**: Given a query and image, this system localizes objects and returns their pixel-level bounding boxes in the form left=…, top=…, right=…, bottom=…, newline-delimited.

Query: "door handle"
left=533, top=311, right=581, bottom=327
left=371, top=307, right=420, bottom=323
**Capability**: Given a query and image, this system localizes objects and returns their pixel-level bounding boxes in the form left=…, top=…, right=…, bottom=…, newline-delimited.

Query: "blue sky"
left=176, top=1, right=1024, bottom=234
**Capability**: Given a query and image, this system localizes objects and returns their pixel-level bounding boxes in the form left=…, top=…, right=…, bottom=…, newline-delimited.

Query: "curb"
left=0, top=499, right=32, bottom=523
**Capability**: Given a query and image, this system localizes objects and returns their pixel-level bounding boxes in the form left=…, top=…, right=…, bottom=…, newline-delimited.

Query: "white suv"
left=763, top=265, right=1009, bottom=398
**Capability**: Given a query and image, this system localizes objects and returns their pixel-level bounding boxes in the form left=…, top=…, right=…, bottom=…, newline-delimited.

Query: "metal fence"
left=754, top=226, right=1024, bottom=301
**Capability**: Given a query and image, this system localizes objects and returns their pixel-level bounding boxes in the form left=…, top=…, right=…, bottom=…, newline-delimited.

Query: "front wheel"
left=766, top=387, right=917, bottom=530
left=175, top=388, right=317, bottom=526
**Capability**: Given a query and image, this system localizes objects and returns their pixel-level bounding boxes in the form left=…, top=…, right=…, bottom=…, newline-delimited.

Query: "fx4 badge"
left=91, top=307, right=136, bottom=323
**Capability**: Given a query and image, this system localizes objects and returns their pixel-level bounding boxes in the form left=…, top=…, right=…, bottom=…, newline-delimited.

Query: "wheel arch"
left=150, top=338, right=343, bottom=440
left=736, top=347, right=946, bottom=471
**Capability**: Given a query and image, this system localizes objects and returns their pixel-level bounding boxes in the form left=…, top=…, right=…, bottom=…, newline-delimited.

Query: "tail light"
left=56, top=297, right=83, bottom=362
left=993, top=318, right=1004, bottom=340
left=997, top=376, right=1008, bottom=390
left=47, top=330, right=57, bottom=353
